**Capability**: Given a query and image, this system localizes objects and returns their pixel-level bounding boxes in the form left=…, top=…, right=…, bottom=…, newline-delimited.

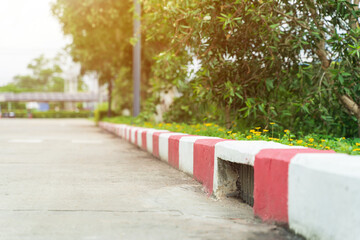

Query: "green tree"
left=144, top=0, right=360, bottom=137
left=52, top=0, right=133, bottom=116
left=0, top=83, right=23, bottom=93
left=52, top=0, right=175, bottom=117
left=13, top=54, right=64, bottom=92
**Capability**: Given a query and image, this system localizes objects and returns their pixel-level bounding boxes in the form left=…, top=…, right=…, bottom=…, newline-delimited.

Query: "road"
left=0, top=119, right=301, bottom=240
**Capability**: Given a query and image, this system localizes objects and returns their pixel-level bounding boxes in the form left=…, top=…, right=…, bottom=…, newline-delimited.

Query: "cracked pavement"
left=0, top=119, right=302, bottom=240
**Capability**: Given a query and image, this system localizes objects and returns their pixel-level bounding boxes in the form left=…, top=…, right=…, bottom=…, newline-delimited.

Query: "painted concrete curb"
left=99, top=122, right=360, bottom=240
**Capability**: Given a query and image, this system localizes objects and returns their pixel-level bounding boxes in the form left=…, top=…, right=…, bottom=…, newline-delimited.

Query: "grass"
left=101, top=116, right=360, bottom=155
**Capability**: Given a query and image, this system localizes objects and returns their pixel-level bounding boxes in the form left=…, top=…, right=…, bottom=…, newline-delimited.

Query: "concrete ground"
left=0, top=119, right=302, bottom=240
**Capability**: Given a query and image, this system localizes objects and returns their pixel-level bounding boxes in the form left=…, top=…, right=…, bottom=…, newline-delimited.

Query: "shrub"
left=102, top=116, right=360, bottom=155
left=1, top=110, right=91, bottom=119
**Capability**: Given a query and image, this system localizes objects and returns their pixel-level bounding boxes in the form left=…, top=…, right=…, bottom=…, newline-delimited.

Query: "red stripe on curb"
left=153, top=132, right=165, bottom=158
left=168, top=135, right=188, bottom=169
left=193, top=139, right=227, bottom=194
left=141, top=131, right=147, bottom=150
left=254, top=148, right=335, bottom=223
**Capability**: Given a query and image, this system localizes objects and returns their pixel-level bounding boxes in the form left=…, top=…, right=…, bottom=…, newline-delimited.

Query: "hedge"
left=2, top=110, right=92, bottom=118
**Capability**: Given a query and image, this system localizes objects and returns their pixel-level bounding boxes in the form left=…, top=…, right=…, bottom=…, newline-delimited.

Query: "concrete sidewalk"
left=0, top=119, right=300, bottom=240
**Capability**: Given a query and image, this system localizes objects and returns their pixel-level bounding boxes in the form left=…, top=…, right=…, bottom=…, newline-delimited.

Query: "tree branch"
left=340, top=95, right=360, bottom=119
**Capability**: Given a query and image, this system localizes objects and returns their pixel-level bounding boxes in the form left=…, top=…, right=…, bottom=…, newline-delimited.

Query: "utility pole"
left=133, top=0, right=141, bottom=116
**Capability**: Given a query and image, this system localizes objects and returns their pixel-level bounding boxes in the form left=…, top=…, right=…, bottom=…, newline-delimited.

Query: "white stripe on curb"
left=130, top=127, right=141, bottom=144
left=215, top=140, right=304, bottom=166
left=288, top=153, right=360, bottom=240
left=179, top=136, right=219, bottom=175
left=158, top=132, right=187, bottom=162
left=146, top=129, right=169, bottom=153
left=137, top=128, right=146, bottom=147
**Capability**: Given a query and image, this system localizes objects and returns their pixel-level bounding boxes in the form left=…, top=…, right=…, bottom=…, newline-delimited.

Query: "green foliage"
left=31, top=111, right=91, bottom=118
left=53, top=0, right=360, bottom=138
left=0, top=83, right=26, bottom=93
left=52, top=0, right=132, bottom=74
left=9, top=55, right=65, bottom=92
left=94, top=103, right=117, bottom=124
left=0, top=102, right=26, bottom=110
left=52, top=0, right=134, bottom=114
left=94, top=109, right=100, bottom=125
left=142, top=0, right=360, bottom=138
left=112, top=67, right=132, bottom=112
left=2, top=110, right=91, bottom=118
left=94, top=103, right=107, bottom=124
left=52, top=0, right=157, bottom=113
left=102, top=116, right=360, bottom=155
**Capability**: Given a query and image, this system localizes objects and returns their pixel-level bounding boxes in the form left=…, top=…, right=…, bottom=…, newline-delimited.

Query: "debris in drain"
left=227, top=162, right=254, bottom=206
left=226, top=190, right=241, bottom=198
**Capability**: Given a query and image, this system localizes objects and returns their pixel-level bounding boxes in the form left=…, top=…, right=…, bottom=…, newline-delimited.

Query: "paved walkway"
left=0, top=119, right=300, bottom=240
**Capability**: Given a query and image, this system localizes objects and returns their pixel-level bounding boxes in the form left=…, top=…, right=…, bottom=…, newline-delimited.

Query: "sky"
left=0, top=0, right=70, bottom=86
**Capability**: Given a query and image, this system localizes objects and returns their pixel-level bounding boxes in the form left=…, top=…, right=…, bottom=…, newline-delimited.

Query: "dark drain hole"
left=219, top=160, right=254, bottom=207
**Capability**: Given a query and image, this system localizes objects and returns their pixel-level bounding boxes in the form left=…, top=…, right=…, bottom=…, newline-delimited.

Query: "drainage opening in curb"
left=217, top=158, right=254, bottom=206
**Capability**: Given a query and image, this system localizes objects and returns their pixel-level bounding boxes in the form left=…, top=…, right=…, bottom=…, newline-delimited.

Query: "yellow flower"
left=356, top=143, right=360, bottom=146
left=321, top=139, right=326, bottom=142
left=255, top=127, right=261, bottom=130
left=166, top=123, right=172, bottom=126
left=250, top=129, right=255, bottom=133
left=319, top=144, right=323, bottom=147
left=290, top=139, right=294, bottom=141
left=289, top=144, right=294, bottom=146
left=297, top=140, right=303, bottom=144
left=270, top=122, right=275, bottom=125
left=263, top=129, right=269, bottom=132
left=353, top=148, right=360, bottom=151
left=145, top=122, right=153, bottom=127
left=284, top=129, right=290, bottom=133
left=205, top=123, right=212, bottom=127
left=195, top=129, right=200, bottom=132
left=308, top=144, right=313, bottom=146
left=246, top=135, right=252, bottom=139
left=309, top=138, right=314, bottom=143
left=325, top=146, right=330, bottom=150
left=227, top=131, right=232, bottom=134
left=342, top=137, right=346, bottom=140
